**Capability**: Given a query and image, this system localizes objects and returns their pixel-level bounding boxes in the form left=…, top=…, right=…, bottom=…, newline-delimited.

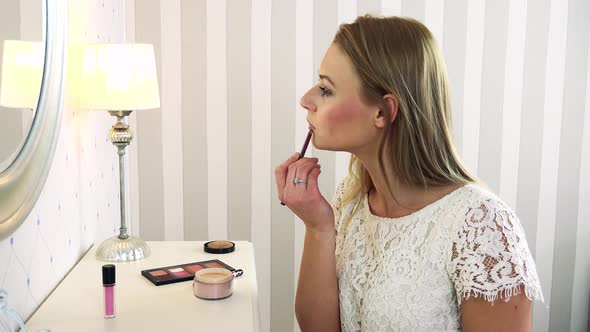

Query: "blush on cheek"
left=315, top=97, right=367, bottom=150
left=325, top=97, right=363, bottom=128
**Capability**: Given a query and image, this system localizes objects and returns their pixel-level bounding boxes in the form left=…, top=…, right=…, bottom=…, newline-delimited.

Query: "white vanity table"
left=25, top=241, right=260, bottom=331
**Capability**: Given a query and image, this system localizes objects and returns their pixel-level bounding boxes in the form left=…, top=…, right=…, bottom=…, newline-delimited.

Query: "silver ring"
left=293, top=177, right=308, bottom=185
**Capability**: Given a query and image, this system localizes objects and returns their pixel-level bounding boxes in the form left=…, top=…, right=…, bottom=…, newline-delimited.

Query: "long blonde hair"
left=333, top=15, right=478, bottom=209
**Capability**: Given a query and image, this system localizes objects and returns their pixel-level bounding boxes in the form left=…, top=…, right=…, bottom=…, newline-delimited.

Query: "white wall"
left=0, top=0, right=126, bottom=329
left=128, top=0, right=590, bottom=331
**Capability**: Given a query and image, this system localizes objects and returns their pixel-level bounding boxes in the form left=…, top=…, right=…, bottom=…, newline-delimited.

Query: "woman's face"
left=300, top=44, right=381, bottom=154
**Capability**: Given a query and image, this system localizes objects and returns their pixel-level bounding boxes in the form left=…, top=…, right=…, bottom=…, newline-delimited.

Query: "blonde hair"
left=333, top=15, right=478, bottom=209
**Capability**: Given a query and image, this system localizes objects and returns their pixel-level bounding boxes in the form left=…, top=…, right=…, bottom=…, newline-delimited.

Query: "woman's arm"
left=274, top=153, right=342, bottom=331
left=461, top=286, right=532, bottom=332
left=295, top=227, right=341, bottom=332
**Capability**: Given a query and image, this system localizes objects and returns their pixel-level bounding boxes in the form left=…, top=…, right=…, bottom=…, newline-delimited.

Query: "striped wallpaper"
left=124, top=0, right=590, bottom=331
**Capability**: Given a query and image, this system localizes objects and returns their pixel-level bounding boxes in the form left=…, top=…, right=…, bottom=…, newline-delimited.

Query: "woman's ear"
left=374, top=94, right=399, bottom=128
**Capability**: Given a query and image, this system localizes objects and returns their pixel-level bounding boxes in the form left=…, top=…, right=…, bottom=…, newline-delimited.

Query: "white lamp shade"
left=0, top=40, right=44, bottom=109
left=80, top=43, right=160, bottom=111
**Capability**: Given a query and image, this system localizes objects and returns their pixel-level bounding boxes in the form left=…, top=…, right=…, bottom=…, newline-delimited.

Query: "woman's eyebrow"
left=319, top=74, right=336, bottom=88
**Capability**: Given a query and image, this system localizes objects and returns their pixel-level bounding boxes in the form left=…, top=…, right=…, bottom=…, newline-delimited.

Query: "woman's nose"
left=299, top=90, right=316, bottom=112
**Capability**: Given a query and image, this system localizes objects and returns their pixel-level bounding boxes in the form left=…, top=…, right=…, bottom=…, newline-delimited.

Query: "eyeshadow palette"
left=141, top=259, right=237, bottom=286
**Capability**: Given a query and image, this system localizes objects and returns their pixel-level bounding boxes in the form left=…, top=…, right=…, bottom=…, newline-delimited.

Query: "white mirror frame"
left=0, top=0, right=67, bottom=240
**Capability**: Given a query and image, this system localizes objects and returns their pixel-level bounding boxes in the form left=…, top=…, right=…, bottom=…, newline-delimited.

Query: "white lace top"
left=333, top=177, right=543, bottom=331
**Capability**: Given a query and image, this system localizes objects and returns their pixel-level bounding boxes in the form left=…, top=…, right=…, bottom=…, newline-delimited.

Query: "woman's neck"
left=354, top=151, right=460, bottom=218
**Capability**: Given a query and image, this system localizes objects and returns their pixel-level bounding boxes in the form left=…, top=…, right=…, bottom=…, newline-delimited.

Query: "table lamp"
left=80, top=43, right=160, bottom=262
left=0, top=40, right=44, bottom=110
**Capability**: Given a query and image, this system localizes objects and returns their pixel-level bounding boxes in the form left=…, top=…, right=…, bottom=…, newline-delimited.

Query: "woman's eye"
left=319, top=86, right=332, bottom=97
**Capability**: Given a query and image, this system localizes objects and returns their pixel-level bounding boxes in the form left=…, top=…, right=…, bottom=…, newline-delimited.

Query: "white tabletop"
left=26, top=241, right=260, bottom=332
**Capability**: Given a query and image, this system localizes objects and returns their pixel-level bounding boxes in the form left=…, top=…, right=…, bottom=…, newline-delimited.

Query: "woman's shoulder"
left=455, top=182, right=514, bottom=213
left=331, top=175, right=371, bottom=224
left=332, top=175, right=362, bottom=205
left=446, top=182, right=532, bottom=252
left=441, top=181, right=522, bottom=234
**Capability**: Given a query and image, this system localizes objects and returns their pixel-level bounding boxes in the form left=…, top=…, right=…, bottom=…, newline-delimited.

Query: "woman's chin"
left=311, top=140, right=325, bottom=151
left=312, top=138, right=349, bottom=152
left=312, top=143, right=340, bottom=152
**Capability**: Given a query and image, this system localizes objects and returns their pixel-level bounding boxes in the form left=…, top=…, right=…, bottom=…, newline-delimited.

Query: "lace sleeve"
left=448, top=197, right=544, bottom=306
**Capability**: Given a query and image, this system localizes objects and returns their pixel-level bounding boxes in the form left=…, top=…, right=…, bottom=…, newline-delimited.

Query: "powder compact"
left=204, top=240, right=235, bottom=254
left=193, top=268, right=235, bottom=300
left=141, top=259, right=242, bottom=286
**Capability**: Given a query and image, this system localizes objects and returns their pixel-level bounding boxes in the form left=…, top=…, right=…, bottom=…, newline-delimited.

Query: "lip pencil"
left=298, top=129, right=313, bottom=160
left=280, top=129, right=313, bottom=206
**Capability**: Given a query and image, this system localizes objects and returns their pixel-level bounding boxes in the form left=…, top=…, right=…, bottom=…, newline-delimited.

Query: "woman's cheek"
left=324, top=98, right=362, bottom=134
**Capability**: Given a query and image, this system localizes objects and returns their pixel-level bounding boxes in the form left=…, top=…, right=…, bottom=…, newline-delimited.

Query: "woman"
left=275, top=15, right=543, bottom=331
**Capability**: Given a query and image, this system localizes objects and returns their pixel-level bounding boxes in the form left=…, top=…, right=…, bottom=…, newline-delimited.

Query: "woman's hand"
left=275, top=153, right=335, bottom=232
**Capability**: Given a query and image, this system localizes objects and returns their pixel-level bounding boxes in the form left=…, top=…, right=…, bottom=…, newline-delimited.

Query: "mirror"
left=0, top=0, right=67, bottom=240
left=0, top=1, right=43, bottom=173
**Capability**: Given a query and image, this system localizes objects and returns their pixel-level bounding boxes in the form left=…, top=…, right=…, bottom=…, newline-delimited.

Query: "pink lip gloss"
left=102, top=264, right=116, bottom=319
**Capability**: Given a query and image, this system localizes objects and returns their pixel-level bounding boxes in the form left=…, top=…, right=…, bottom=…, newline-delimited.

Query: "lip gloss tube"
left=102, top=264, right=116, bottom=319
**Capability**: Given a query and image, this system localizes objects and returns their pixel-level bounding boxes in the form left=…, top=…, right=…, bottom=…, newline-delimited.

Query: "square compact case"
left=141, top=259, right=238, bottom=286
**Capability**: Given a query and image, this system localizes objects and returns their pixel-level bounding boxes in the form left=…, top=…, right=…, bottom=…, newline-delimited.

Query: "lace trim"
left=459, top=282, right=544, bottom=306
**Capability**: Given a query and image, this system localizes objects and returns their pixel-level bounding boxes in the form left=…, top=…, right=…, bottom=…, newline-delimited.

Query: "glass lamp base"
left=95, top=235, right=151, bottom=262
